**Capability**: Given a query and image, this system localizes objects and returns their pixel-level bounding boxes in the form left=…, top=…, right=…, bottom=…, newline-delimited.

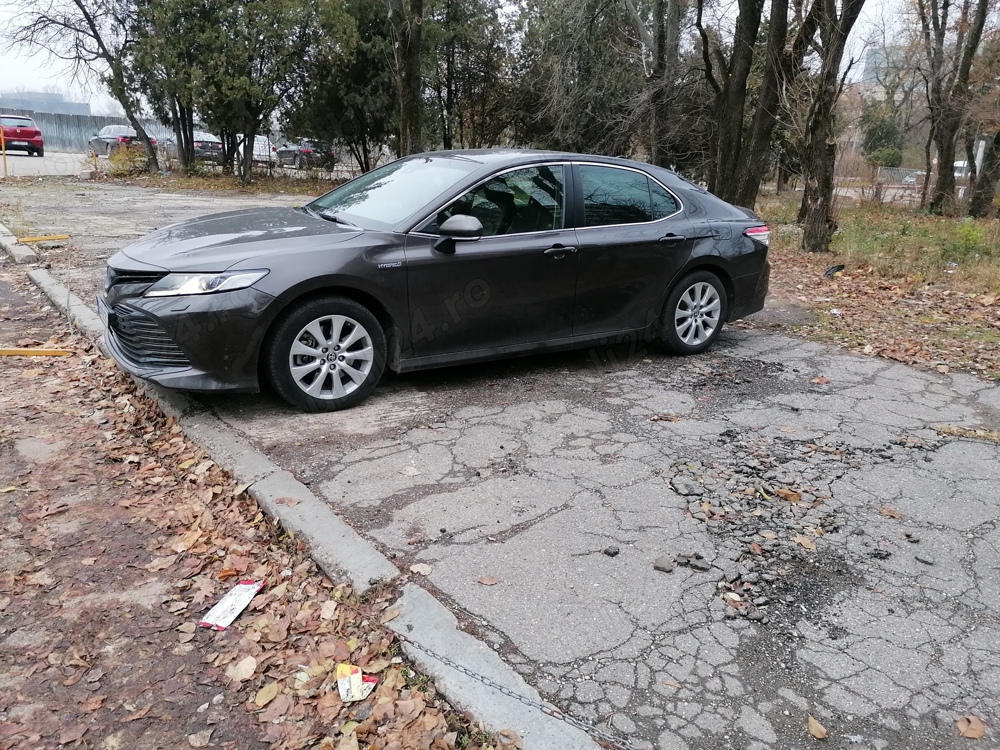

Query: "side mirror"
left=434, top=214, right=483, bottom=253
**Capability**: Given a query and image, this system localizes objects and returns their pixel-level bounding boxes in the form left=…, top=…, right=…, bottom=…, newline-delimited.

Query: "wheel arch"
left=261, top=284, right=402, bottom=374
left=661, top=260, right=735, bottom=321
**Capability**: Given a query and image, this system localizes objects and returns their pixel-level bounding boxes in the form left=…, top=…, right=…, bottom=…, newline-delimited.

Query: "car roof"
left=413, top=148, right=680, bottom=175
left=3, top=115, right=33, bottom=121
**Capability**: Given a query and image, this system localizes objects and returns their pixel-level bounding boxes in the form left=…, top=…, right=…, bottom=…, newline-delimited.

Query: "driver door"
left=403, top=164, right=579, bottom=358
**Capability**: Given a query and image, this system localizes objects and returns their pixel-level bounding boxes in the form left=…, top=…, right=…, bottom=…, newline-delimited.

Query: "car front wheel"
left=659, top=270, right=727, bottom=355
left=264, top=296, right=386, bottom=412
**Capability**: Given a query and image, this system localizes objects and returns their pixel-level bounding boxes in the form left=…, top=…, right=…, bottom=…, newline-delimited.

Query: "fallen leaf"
left=380, top=607, right=401, bottom=624
left=225, top=655, right=257, bottom=682
left=808, top=715, right=828, bottom=739
left=276, top=496, right=300, bottom=506
left=760, top=532, right=778, bottom=540
left=187, top=728, right=214, bottom=748
left=749, top=543, right=763, bottom=555
left=659, top=678, right=682, bottom=689
left=794, top=535, right=817, bottom=551
left=0, top=486, right=18, bottom=493
left=58, top=725, right=87, bottom=745
left=410, top=563, right=432, bottom=576
left=82, top=695, right=106, bottom=712
left=170, top=528, right=202, bottom=553
left=122, top=704, right=153, bottom=722
left=477, top=576, right=501, bottom=586
left=957, top=715, right=986, bottom=739
left=878, top=506, right=903, bottom=520
left=254, top=681, right=280, bottom=708
left=776, top=488, right=801, bottom=502
left=319, top=600, right=339, bottom=620
left=811, top=376, right=831, bottom=385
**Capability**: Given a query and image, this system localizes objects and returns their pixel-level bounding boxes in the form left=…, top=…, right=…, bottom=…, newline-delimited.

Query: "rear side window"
left=580, top=165, right=680, bottom=227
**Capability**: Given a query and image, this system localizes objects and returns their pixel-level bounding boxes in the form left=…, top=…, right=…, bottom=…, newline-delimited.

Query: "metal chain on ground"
left=392, top=630, right=643, bottom=750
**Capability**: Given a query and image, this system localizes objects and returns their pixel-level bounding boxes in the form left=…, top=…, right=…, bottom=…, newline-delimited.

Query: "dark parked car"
left=0, top=115, right=44, bottom=156
left=89, top=125, right=157, bottom=155
left=98, top=149, right=770, bottom=411
left=164, top=131, right=223, bottom=164
left=276, top=139, right=336, bottom=169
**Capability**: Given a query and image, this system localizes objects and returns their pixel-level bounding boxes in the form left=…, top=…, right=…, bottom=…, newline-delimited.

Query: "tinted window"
left=309, top=156, right=478, bottom=231
left=651, top=180, right=680, bottom=218
left=581, top=166, right=652, bottom=226
left=1, top=117, right=34, bottom=127
left=435, top=165, right=565, bottom=237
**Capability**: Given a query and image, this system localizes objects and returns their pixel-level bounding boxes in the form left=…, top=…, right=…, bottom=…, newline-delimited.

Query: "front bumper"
left=98, top=286, right=284, bottom=392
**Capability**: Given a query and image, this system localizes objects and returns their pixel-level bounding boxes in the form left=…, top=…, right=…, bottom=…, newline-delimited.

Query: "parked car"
left=0, top=115, right=44, bottom=156
left=98, top=149, right=771, bottom=412
left=163, top=131, right=223, bottom=164
left=276, top=138, right=336, bottom=169
left=235, top=134, right=276, bottom=165
left=89, top=126, right=157, bottom=156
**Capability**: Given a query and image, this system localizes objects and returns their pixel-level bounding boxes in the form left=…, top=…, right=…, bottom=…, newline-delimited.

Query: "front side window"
left=581, top=165, right=679, bottom=227
left=434, top=165, right=566, bottom=237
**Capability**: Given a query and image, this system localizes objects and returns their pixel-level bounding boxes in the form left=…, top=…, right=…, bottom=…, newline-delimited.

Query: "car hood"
left=115, top=207, right=363, bottom=272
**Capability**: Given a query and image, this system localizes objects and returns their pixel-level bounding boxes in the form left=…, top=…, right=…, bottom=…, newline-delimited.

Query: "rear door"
left=403, top=163, right=579, bottom=357
left=570, top=163, right=697, bottom=337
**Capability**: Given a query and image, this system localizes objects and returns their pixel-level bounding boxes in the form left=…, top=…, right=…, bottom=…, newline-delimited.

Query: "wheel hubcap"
left=675, top=282, right=721, bottom=345
left=288, top=314, right=375, bottom=399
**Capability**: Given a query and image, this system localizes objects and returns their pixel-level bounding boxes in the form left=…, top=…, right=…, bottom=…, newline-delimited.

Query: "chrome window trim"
left=408, top=161, right=573, bottom=238
left=574, top=161, right=685, bottom=230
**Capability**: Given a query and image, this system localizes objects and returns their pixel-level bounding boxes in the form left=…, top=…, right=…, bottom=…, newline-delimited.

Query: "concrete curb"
left=24, top=267, right=601, bottom=750
left=0, top=222, right=40, bottom=264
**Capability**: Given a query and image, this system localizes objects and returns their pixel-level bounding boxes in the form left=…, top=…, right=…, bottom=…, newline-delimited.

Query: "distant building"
left=0, top=91, right=91, bottom=116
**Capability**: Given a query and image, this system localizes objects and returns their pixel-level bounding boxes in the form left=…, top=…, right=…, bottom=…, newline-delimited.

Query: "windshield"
left=1, top=117, right=34, bottom=127
left=308, top=157, right=478, bottom=231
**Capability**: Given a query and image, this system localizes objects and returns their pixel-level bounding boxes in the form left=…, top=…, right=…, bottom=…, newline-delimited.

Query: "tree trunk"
left=709, top=0, right=765, bottom=200
left=388, top=0, right=423, bottom=156
left=929, top=118, right=960, bottom=214
left=969, top=129, right=1000, bottom=218
left=799, top=0, right=867, bottom=253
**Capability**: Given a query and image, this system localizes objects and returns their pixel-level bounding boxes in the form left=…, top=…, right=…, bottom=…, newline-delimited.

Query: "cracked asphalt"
left=3, top=181, right=999, bottom=748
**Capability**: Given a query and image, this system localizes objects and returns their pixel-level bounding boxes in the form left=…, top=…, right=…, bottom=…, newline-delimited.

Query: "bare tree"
left=799, top=0, right=868, bottom=253
left=5, top=0, right=160, bottom=169
left=916, top=0, right=991, bottom=214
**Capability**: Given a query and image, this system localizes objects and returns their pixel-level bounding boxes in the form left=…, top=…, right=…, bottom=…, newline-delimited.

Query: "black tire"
left=659, top=270, right=728, bottom=355
left=293, top=154, right=301, bottom=170
left=264, top=296, right=386, bottom=412
left=36, top=147, right=44, bottom=157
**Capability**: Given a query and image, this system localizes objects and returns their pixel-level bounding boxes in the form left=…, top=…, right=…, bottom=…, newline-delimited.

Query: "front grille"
left=110, top=305, right=190, bottom=368
left=106, top=267, right=167, bottom=293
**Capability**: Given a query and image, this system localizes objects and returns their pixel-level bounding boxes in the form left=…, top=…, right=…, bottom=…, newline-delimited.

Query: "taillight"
left=116, top=136, right=129, bottom=142
left=194, top=141, right=203, bottom=147
left=744, top=225, right=771, bottom=246
left=301, top=148, right=313, bottom=154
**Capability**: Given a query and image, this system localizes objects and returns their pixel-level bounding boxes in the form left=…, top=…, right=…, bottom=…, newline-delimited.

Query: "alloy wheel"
left=287, top=314, right=375, bottom=399
left=674, top=281, right=722, bottom=345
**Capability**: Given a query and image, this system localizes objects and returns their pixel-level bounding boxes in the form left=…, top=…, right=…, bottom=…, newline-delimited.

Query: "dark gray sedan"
left=99, top=149, right=770, bottom=411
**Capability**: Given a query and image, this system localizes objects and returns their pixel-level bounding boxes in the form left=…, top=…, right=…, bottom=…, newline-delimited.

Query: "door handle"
left=659, top=233, right=687, bottom=244
left=543, top=245, right=577, bottom=257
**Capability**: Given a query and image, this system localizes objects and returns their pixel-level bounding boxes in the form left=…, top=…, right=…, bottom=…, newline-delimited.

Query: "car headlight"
left=144, top=270, right=269, bottom=297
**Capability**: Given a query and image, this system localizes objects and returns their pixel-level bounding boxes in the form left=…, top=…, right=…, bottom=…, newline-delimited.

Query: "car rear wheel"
left=36, top=147, right=44, bottom=157
left=264, top=296, right=386, bottom=412
left=659, top=270, right=727, bottom=355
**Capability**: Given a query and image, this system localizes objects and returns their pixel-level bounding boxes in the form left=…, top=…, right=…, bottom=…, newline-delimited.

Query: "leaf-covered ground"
left=0, top=271, right=506, bottom=750
left=741, top=228, right=1000, bottom=381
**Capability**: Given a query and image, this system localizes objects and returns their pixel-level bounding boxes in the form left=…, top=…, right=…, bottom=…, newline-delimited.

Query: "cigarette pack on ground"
left=336, top=663, right=378, bottom=702
left=198, top=579, right=266, bottom=630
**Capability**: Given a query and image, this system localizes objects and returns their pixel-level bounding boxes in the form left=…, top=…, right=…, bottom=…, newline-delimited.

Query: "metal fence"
left=0, top=108, right=172, bottom=153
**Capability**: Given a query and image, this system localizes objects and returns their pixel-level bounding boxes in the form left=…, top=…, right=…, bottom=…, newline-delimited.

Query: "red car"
left=0, top=115, right=44, bottom=157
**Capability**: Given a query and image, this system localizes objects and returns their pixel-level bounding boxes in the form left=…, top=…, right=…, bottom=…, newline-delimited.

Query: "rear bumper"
left=729, top=261, right=770, bottom=321
left=2, top=136, right=43, bottom=151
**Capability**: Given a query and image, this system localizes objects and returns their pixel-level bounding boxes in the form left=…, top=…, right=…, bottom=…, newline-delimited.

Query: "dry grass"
left=757, top=193, right=1000, bottom=294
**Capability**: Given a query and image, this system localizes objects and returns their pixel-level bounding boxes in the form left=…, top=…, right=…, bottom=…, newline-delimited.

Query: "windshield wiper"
left=316, top=210, right=359, bottom=228
left=299, top=205, right=322, bottom=220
